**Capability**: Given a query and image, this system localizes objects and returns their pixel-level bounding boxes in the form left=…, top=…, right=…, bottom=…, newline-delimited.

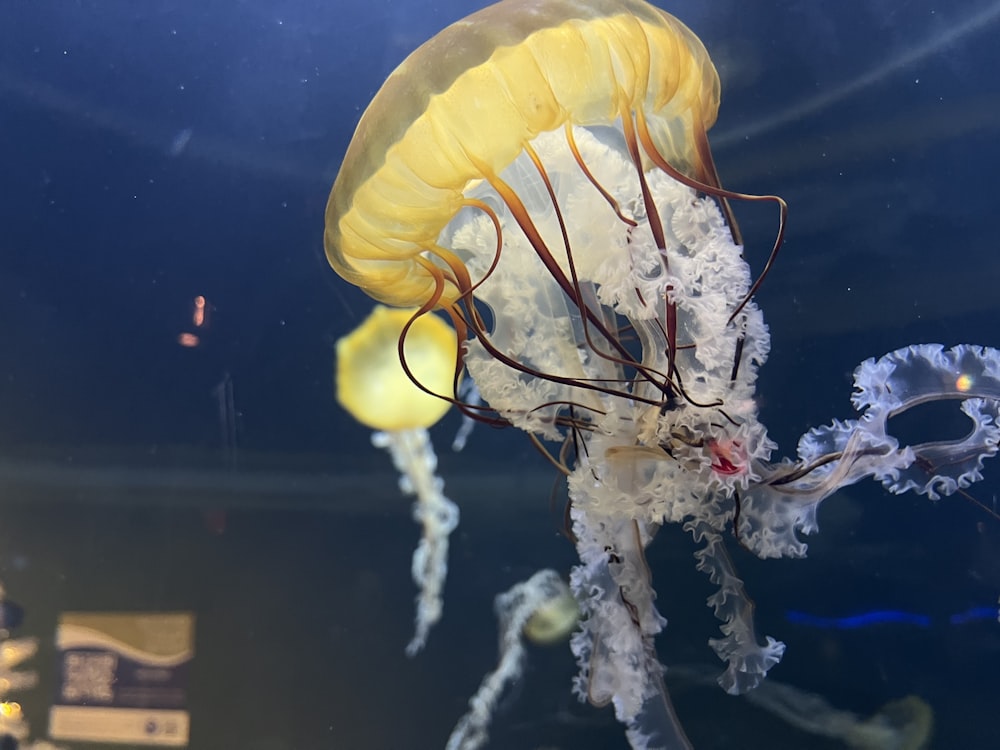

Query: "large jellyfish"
left=324, top=1, right=1000, bottom=747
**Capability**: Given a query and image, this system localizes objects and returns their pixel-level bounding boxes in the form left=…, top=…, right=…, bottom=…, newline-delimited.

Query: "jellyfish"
left=336, top=305, right=460, bottom=655
left=446, top=569, right=578, bottom=750
left=324, top=1, right=1000, bottom=747
left=742, top=686, right=934, bottom=750
left=667, top=665, right=934, bottom=750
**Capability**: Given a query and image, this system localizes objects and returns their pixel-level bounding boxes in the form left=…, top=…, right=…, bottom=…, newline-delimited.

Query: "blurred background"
left=0, top=0, right=998, bottom=747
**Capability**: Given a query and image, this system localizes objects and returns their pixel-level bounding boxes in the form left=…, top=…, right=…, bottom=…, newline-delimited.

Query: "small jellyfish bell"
left=336, top=305, right=457, bottom=432
left=326, top=1, right=1000, bottom=747
left=523, top=577, right=580, bottom=646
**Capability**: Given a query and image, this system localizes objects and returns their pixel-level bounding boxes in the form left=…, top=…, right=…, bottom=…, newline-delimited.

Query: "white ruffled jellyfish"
left=325, top=0, right=1000, bottom=746
left=336, top=305, right=460, bottom=655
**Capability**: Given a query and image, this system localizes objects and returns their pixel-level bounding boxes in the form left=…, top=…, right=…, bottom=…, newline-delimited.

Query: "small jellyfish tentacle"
left=369, top=428, right=460, bottom=657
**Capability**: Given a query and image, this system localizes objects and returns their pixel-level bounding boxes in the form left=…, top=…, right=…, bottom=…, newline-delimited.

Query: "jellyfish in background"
left=336, top=305, right=460, bottom=655
left=447, top=569, right=579, bottom=750
left=666, top=665, right=934, bottom=750
left=324, top=1, right=1000, bottom=747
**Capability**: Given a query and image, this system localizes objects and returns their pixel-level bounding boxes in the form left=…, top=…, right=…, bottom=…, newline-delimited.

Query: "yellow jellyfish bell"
left=324, top=0, right=721, bottom=311
left=523, top=580, right=580, bottom=645
left=336, top=305, right=457, bottom=432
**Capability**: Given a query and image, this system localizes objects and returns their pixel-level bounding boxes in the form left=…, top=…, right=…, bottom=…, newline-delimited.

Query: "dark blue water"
left=1, top=1, right=999, bottom=748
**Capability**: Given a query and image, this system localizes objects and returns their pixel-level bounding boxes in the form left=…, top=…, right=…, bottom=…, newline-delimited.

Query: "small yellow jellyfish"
left=336, top=305, right=460, bottom=655
left=847, top=696, right=933, bottom=750
left=524, top=583, right=580, bottom=645
left=447, top=570, right=577, bottom=750
left=744, top=680, right=934, bottom=750
left=336, top=305, right=457, bottom=431
left=668, top=665, right=933, bottom=750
